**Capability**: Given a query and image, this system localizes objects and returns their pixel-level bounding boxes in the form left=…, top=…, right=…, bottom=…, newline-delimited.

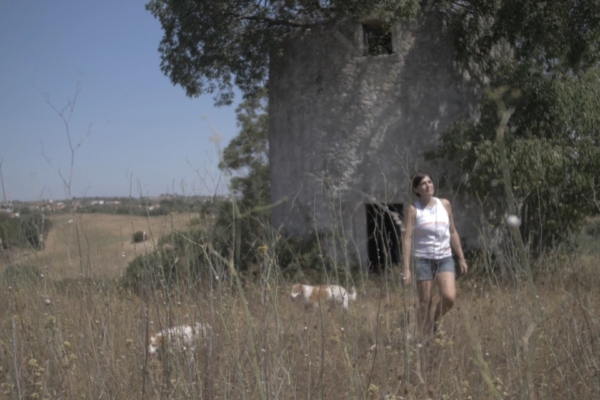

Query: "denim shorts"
left=415, top=257, right=456, bottom=281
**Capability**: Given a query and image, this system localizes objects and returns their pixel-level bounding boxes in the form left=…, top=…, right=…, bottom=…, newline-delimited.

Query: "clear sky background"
left=0, top=0, right=240, bottom=202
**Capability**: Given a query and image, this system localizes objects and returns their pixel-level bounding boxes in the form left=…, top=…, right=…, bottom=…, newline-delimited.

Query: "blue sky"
left=0, top=1, right=240, bottom=202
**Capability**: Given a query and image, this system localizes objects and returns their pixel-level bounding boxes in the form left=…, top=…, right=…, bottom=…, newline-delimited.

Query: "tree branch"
left=234, top=13, right=317, bottom=28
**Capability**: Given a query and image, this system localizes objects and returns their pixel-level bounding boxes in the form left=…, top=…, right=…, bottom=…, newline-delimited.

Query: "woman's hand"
left=402, top=270, right=412, bottom=286
left=458, top=259, right=468, bottom=276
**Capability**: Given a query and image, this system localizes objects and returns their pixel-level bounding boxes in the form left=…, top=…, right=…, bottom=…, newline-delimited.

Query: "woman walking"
left=402, top=171, right=468, bottom=335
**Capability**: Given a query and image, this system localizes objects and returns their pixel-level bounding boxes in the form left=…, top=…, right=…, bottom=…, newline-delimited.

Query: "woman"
left=402, top=171, right=468, bottom=334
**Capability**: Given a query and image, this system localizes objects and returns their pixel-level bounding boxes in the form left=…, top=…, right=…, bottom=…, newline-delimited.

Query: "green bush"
left=0, top=212, right=51, bottom=249
left=132, top=231, right=146, bottom=243
left=585, top=222, right=600, bottom=237
left=22, top=213, right=51, bottom=248
left=3, top=263, right=42, bottom=284
left=273, top=234, right=337, bottom=281
left=122, top=252, right=166, bottom=289
left=122, top=200, right=234, bottom=290
left=209, top=198, right=273, bottom=271
left=19, top=207, right=32, bottom=215
left=122, top=229, right=215, bottom=290
left=0, top=217, right=22, bottom=248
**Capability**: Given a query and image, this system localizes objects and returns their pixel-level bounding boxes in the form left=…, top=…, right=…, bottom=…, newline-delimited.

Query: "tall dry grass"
left=0, top=234, right=598, bottom=399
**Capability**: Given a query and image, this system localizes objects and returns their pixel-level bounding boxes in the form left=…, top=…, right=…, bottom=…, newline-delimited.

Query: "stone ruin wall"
left=269, top=15, right=478, bottom=267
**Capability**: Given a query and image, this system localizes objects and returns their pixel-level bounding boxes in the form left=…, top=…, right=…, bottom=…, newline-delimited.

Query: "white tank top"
left=413, top=197, right=452, bottom=259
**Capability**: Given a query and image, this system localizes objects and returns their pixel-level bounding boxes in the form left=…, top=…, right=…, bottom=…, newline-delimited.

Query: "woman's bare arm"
left=402, top=204, right=416, bottom=284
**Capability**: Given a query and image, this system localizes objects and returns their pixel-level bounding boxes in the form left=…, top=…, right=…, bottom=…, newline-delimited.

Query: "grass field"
left=0, top=212, right=201, bottom=280
left=0, top=212, right=598, bottom=399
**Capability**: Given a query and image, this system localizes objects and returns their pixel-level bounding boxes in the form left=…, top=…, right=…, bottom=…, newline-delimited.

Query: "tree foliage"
left=217, top=89, right=270, bottom=268
left=219, top=88, right=270, bottom=209
left=149, top=0, right=600, bottom=252
left=427, top=1, right=600, bottom=252
left=147, top=0, right=600, bottom=105
left=146, top=0, right=421, bottom=105
left=0, top=212, right=52, bottom=250
left=429, top=66, right=600, bottom=253
left=439, top=0, right=600, bottom=82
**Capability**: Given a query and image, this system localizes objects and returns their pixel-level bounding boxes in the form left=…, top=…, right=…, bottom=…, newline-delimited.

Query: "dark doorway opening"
left=366, top=203, right=403, bottom=273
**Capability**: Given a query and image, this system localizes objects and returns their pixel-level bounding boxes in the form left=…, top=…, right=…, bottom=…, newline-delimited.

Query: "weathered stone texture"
left=269, top=15, right=477, bottom=265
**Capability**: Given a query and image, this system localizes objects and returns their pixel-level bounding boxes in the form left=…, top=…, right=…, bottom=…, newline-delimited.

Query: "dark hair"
left=411, top=171, right=433, bottom=197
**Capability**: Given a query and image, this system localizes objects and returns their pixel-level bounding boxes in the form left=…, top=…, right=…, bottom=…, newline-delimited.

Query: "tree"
left=219, top=88, right=269, bottom=209
left=147, top=1, right=600, bottom=106
left=427, top=1, right=600, bottom=252
left=149, top=0, right=600, bottom=251
left=145, top=0, right=421, bottom=105
left=0, top=212, right=51, bottom=250
left=429, top=66, right=600, bottom=253
left=212, top=89, right=270, bottom=269
left=439, top=0, right=600, bottom=83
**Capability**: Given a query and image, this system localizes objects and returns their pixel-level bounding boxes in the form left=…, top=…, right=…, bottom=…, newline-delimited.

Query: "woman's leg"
left=417, top=280, right=433, bottom=334
left=432, top=271, right=456, bottom=326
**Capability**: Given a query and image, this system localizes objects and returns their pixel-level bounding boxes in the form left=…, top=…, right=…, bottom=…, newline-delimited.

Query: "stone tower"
left=268, top=14, right=477, bottom=269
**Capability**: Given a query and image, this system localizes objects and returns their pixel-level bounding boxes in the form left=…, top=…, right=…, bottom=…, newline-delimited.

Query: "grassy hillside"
left=0, top=212, right=201, bottom=280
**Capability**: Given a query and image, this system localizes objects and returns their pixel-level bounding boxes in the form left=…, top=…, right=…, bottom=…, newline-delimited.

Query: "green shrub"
left=122, top=252, right=165, bottom=289
left=209, top=198, right=273, bottom=270
left=0, top=217, right=22, bottom=248
left=3, top=263, right=42, bottom=284
left=19, top=207, right=32, bottom=215
left=585, top=222, right=600, bottom=237
left=21, top=213, right=51, bottom=248
left=122, top=200, right=226, bottom=289
left=0, top=212, right=51, bottom=249
left=122, top=229, right=215, bottom=290
left=132, top=231, right=145, bottom=243
left=274, top=234, right=335, bottom=280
